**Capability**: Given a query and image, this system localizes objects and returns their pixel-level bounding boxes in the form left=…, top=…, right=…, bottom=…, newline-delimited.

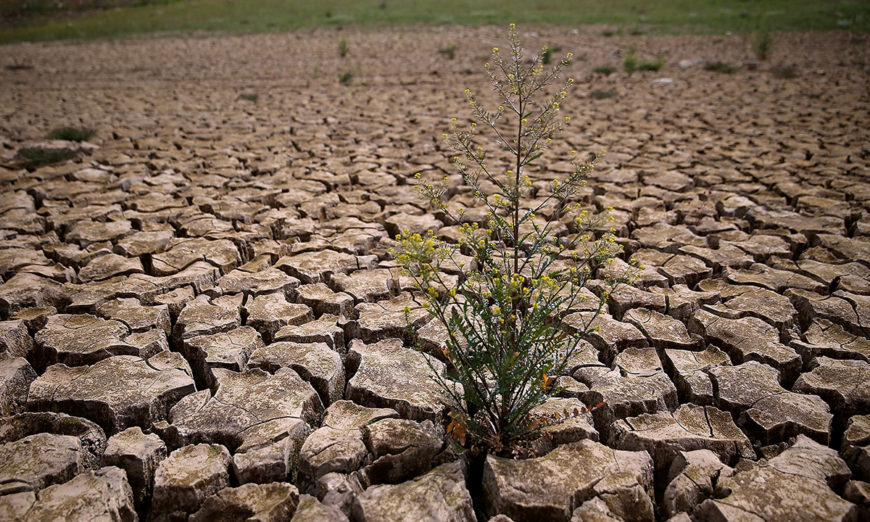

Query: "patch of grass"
left=591, top=89, right=616, bottom=99
left=2, top=0, right=869, bottom=44
left=16, top=146, right=77, bottom=168
left=338, top=36, right=348, bottom=57
left=339, top=71, right=353, bottom=84
left=541, top=45, right=561, bottom=65
left=593, top=65, right=615, bottom=75
left=704, top=61, right=737, bottom=73
left=808, top=92, right=821, bottom=99
left=47, top=126, right=94, bottom=141
left=624, top=48, right=664, bottom=74
left=237, top=93, right=258, bottom=102
left=771, top=65, right=798, bottom=79
left=637, top=58, right=664, bottom=71
left=752, top=30, right=774, bottom=60
left=438, top=44, right=456, bottom=59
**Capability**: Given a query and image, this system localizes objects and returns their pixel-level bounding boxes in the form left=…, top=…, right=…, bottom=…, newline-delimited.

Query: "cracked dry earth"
left=0, top=25, right=869, bottom=521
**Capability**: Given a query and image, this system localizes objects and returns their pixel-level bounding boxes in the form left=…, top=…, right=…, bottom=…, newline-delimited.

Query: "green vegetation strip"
left=2, top=0, right=868, bottom=44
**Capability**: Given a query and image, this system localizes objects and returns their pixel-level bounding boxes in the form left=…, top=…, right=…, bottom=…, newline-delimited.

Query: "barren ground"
left=0, top=26, right=869, bottom=521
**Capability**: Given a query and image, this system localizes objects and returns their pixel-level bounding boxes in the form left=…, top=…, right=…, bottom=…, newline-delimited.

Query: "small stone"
left=274, top=314, right=345, bottom=352
left=605, top=285, right=667, bottom=320
left=0, top=432, right=87, bottom=495
left=0, top=355, right=36, bottom=415
left=788, top=288, right=864, bottom=335
left=793, top=357, right=870, bottom=419
left=384, top=213, right=442, bottom=238
left=151, top=237, right=241, bottom=276
left=11, top=306, right=55, bottom=333
left=34, top=313, right=136, bottom=369
left=150, top=443, right=233, bottom=519
left=0, top=320, right=32, bottom=358
left=218, top=266, right=300, bottom=298
left=624, top=308, right=699, bottom=350
left=349, top=293, right=429, bottom=343
left=190, top=482, right=299, bottom=522
left=483, top=439, right=653, bottom=521
left=352, top=461, right=474, bottom=522
left=66, top=219, right=132, bottom=247
left=296, top=283, right=355, bottom=317
left=689, top=310, right=801, bottom=385
left=724, top=263, right=826, bottom=294
left=564, top=312, right=648, bottom=364
left=843, top=481, right=870, bottom=520
left=331, top=268, right=395, bottom=303
left=183, top=326, right=264, bottom=389
left=173, top=293, right=241, bottom=342
left=96, top=297, right=171, bottom=334
left=611, top=404, right=753, bottom=475
left=360, top=418, right=443, bottom=485
left=292, top=493, right=349, bottom=521
left=102, top=426, right=167, bottom=506
left=662, top=449, right=734, bottom=518
left=662, top=347, right=730, bottom=405
left=15, top=466, right=136, bottom=522
left=0, top=412, right=107, bottom=469
left=346, top=338, right=460, bottom=423
left=708, top=362, right=833, bottom=445
left=249, top=341, right=344, bottom=406
left=245, top=293, right=313, bottom=343
left=275, top=250, right=368, bottom=284
left=696, top=444, right=857, bottom=521
left=78, top=253, right=144, bottom=282
left=28, top=353, right=195, bottom=435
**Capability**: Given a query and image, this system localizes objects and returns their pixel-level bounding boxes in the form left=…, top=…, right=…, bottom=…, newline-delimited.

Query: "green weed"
left=438, top=44, right=457, bottom=59
left=704, top=61, right=737, bottom=73
left=47, top=126, right=94, bottom=142
left=16, top=146, right=77, bottom=168
left=393, top=25, right=634, bottom=456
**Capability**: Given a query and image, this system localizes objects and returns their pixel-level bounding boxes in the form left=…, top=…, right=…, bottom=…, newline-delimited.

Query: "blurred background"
left=2, top=0, right=868, bottom=44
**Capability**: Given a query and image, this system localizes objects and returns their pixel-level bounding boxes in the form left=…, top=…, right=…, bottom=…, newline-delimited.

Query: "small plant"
left=47, top=126, right=94, bottom=142
left=591, top=89, right=616, bottom=99
left=808, top=92, right=821, bottom=99
left=623, top=49, right=638, bottom=74
left=541, top=46, right=561, bottom=65
left=703, top=61, right=737, bottom=74
left=752, top=30, right=773, bottom=60
left=593, top=65, right=615, bottom=75
left=237, top=93, right=258, bottom=102
left=638, top=57, right=664, bottom=71
left=624, top=48, right=664, bottom=74
left=393, top=25, right=634, bottom=456
left=338, top=37, right=349, bottom=58
left=438, top=44, right=457, bottom=60
left=771, top=65, right=798, bottom=79
left=339, top=71, right=353, bottom=84
left=16, top=147, right=77, bottom=168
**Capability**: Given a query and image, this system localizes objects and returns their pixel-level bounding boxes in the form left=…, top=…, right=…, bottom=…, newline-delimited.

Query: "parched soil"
left=0, top=26, right=869, bottom=521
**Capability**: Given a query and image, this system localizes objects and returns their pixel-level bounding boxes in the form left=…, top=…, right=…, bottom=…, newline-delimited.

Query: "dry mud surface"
left=1, top=26, right=869, bottom=521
